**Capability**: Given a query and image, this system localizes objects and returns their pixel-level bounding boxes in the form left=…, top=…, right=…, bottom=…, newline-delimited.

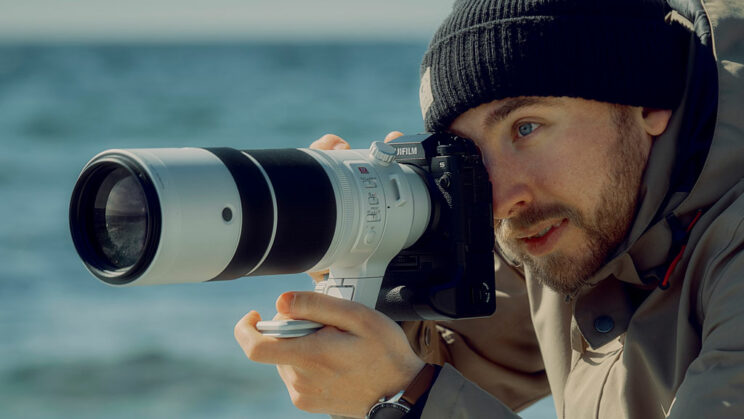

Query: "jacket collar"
left=584, top=0, right=724, bottom=290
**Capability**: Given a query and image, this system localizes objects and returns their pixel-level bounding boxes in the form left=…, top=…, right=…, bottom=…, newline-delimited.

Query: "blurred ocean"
left=0, top=42, right=555, bottom=418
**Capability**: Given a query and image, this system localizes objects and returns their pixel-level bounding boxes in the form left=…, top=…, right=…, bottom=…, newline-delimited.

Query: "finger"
left=384, top=131, right=404, bottom=143
left=272, top=311, right=293, bottom=321
left=276, top=365, right=329, bottom=414
left=234, top=311, right=317, bottom=366
left=310, top=134, right=350, bottom=150
left=307, top=269, right=329, bottom=284
left=276, top=291, right=391, bottom=337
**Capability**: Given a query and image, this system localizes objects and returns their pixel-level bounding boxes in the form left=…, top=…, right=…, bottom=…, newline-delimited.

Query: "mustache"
left=496, top=203, right=584, bottom=234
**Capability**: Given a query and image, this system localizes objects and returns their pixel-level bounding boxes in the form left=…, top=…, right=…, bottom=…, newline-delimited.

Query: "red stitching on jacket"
left=660, top=210, right=704, bottom=289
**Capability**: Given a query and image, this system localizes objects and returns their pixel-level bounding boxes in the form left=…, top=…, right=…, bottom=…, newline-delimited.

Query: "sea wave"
left=2, top=349, right=308, bottom=419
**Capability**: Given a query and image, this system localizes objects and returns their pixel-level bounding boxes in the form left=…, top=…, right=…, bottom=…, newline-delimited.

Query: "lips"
left=516, top=220, right=565, bottom=240
left=515, top=219, right=568, bottom=256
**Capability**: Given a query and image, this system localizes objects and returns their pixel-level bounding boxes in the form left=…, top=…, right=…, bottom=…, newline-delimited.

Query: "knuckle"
left=385, top=131, right=404, bottom=142
left=285, top=368, right=323, bottom=396
left=358, top=315, right=378, bottom=334
left=307, top=269, right=329, bottom=284
left=233, top=319, right=247, bottom=339
left=310, top=133, right=342, bottom=149
left=356, top=310, right=395, bottom=339
left=319, top=133, right=339, bottom=141
left=242, top=341, right=258, bottom=359
left=350, top=306, right=377, bottom=331
left=289, top=392, right=305, bottom=410
left=290, top=391, right=315, bottom=412
left=242, top=339, right=268, bottom=361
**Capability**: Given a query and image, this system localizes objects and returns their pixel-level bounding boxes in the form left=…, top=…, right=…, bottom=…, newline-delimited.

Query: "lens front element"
left=70, top=155, right=161, bottom=285
left=93, top=167, right=148, bottom=269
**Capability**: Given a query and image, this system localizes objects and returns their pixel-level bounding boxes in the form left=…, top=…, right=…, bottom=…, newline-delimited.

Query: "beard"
left=495, top=106, right=648, bottom=295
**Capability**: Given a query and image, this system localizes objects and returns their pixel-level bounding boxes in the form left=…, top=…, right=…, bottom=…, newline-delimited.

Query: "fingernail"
left=333, top=143, right=348, bottom=150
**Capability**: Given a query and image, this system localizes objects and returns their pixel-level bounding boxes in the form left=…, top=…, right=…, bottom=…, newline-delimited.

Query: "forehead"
left=448, top=96, right=561, bottom=135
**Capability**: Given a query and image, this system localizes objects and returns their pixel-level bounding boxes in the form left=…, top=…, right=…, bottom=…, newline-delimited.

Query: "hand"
left=234, top=291, right=425, bottom=418
left=307, top=131, right=405, bottom=284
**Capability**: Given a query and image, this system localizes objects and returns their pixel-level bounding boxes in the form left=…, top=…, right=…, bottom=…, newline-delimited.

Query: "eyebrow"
left=483, top=97, right=560, bottom=129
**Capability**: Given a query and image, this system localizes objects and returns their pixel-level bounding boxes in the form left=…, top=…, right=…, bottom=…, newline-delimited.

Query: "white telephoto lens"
left=70, top=144, right=432, bottom=291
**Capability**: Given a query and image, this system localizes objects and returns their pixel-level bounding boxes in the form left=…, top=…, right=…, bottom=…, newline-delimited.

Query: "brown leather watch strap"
left=400, top=364, right=439, bottom=406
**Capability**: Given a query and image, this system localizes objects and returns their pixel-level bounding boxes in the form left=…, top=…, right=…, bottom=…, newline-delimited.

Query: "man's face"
left=449, top=97, right=652, bottom=295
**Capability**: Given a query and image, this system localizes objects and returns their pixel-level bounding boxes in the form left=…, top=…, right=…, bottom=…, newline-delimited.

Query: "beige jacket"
left=403, top=1, right=744, bottom=418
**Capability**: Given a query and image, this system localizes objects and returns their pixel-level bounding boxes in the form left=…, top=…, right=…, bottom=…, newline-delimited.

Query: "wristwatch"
left=366, top=364, right=439, bottom=419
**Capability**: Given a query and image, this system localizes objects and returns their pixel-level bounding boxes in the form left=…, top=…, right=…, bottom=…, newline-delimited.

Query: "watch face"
left=368, top=402, right=410, bottom=419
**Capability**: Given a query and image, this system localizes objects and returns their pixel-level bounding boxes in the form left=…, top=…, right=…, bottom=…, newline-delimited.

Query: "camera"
left=69, top=133, right=495, bottom=322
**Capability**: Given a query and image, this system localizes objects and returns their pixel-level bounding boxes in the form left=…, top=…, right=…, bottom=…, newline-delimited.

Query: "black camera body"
left=379, top=133, right=496, bottom=320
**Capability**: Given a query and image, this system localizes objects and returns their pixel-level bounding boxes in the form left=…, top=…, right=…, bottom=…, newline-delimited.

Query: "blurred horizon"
left=0, top=0, right=454, bottom=43
left=0, top=2, right=557, bottom=417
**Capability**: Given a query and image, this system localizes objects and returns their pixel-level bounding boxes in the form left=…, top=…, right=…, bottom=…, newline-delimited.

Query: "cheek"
left=531, top=127, right=615, bottom=208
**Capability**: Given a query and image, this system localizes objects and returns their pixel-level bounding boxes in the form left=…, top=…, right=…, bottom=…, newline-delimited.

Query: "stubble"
left=495, top=106, right=648, bottom=295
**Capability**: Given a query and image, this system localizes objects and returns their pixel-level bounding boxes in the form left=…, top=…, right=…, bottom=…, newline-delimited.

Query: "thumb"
left=276, top=291, right=387, bottom=336
left=384, top=131, right=404, bottom=143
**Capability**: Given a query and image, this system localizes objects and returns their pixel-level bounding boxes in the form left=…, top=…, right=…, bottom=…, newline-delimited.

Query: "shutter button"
left=594, top=315, right=614, bottom=333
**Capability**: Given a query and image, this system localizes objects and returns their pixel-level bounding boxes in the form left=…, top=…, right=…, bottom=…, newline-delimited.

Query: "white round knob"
left=369, top=141, right=396, bottom=165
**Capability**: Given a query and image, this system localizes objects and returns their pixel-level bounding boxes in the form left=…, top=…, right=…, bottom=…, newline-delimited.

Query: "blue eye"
left=517, top=122, right=540, bottom=137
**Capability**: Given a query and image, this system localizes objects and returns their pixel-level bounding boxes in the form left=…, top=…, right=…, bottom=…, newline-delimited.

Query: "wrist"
left=366, top=364, right=441, bottom=419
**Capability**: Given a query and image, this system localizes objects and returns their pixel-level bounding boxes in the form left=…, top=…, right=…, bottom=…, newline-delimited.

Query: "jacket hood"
left=593, top=0, right=744, bottom=287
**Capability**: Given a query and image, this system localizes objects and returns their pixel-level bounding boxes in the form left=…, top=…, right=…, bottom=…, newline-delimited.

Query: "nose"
left=485, top=154, right=533, bottom=220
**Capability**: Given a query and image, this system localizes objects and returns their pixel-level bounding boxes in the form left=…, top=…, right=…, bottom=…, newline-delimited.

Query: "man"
left=234, top=0, right=744, bottom=417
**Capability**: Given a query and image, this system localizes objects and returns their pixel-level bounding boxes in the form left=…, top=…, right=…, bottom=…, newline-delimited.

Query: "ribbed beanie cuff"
left=420, top=0, right=691, bottom=132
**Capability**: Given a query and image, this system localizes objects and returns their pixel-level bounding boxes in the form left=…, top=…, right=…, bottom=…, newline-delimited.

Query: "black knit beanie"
left=420, top=0, right=691, bottom=132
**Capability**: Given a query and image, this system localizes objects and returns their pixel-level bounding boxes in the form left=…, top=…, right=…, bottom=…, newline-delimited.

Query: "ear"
left=640, top=108, right=672, bottom=136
